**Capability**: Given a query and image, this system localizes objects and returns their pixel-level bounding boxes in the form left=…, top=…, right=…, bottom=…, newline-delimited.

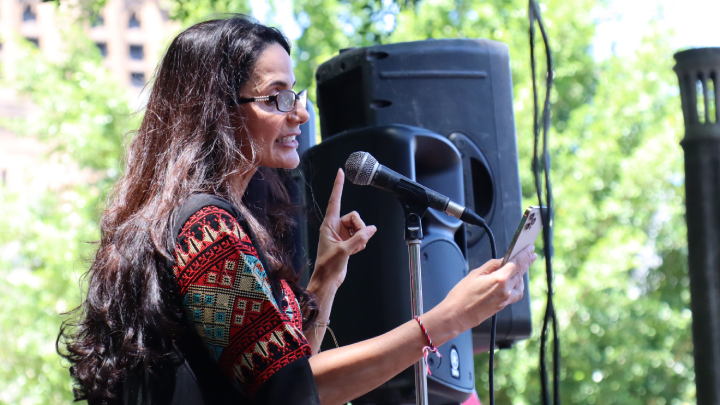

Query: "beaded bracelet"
left=414, top=316, right=441, bottom=375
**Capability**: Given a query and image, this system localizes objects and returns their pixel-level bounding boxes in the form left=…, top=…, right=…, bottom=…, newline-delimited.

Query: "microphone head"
left=344, top=151, right=378, bottom=186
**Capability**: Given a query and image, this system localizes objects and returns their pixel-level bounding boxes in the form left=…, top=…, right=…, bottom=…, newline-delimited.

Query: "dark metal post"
left=673, top=47, right=720, bottom=405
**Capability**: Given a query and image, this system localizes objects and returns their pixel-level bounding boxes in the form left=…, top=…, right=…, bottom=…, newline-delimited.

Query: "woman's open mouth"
left=275, top=135, right=297, bottom=144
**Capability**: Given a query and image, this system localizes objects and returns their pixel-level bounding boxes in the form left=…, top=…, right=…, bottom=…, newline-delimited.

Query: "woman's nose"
left=289, top=100, right=310, bottom=125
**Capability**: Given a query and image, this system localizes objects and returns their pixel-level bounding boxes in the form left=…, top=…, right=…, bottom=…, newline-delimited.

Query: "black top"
left=121, top=194, right=319, bottom=405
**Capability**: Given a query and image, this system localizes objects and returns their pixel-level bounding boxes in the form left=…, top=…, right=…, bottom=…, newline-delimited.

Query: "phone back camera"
left=525, top=213, right=537, bottom=230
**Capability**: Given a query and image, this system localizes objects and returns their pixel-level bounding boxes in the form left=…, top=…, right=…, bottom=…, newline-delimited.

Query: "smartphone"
left=501, top=206, right=547, bottom=265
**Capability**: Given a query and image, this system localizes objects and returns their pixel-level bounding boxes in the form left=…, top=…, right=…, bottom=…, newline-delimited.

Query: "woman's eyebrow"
left=267, top=79, right=295, bottom=88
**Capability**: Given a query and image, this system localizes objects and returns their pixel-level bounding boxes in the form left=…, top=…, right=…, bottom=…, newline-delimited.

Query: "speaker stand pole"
left=402, top=202, right=429, bottom=405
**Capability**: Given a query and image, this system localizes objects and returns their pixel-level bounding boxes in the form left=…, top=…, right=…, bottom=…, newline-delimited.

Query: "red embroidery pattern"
left=173, top=206, right=311, bottom=396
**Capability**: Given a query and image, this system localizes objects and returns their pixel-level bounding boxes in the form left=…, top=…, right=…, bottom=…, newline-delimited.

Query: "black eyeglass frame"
left=237, top=89, right=308, bottom=112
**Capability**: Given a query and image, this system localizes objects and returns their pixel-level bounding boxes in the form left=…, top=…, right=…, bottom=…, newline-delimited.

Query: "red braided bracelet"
left=414, top=316, right=441, bottom=375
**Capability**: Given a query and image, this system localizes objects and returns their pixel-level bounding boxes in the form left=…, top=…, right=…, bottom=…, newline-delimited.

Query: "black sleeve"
left=252, top=356, right=321, bottom=405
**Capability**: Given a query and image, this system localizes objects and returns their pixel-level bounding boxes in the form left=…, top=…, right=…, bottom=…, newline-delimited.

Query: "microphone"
left=344, top=151, right=487, bottom=227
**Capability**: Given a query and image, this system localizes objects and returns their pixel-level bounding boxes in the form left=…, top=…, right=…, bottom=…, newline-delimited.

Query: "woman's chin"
left=264, top=152, right=300, bottom=170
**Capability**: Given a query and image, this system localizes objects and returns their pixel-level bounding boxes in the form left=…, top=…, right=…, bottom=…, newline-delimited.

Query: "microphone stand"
left=401, top=199, right=429, bottom=405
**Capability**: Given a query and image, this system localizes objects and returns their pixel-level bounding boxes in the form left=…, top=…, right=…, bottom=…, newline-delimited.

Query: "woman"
left=58, top=15, right=536, bottom=405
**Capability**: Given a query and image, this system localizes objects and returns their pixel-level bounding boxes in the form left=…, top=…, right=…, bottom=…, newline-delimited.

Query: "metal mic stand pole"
left=402, top=203, right=429, bottom=405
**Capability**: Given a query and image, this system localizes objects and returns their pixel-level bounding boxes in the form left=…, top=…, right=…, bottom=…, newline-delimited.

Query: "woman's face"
left=236, top=43, right=309, bottom=169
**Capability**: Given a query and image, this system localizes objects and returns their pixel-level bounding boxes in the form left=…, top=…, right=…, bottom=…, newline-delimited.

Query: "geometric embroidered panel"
left=184, top=285, right=233, bottom=348
left=174, top=205, right=312, bottom=397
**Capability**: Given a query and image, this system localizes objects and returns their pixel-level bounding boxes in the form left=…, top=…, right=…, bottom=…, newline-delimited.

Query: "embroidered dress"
left=173, top=205, right=312, bottom=398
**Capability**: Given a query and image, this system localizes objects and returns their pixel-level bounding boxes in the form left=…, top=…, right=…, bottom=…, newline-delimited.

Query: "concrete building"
left=0, top=0, right=180, bottom=191
left=1, top=0, right=180, bottom=89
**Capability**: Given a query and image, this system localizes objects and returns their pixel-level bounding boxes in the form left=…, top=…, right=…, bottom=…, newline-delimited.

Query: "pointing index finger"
left=326, top=168, right=344, bottom=218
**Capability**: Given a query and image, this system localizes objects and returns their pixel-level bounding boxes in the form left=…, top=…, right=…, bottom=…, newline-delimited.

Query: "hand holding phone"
left=502, top=206, right=546, bottom=266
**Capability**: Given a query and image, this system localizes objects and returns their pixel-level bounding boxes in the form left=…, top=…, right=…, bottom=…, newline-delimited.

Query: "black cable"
left=478, top=221, right=497, bottom=405
left=479, top=221, right=497, bottom=261
left=528, top=1, right=560, bottom=405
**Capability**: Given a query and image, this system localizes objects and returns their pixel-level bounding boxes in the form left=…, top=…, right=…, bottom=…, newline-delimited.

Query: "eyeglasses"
left=238, top=89, right=308, bottom=112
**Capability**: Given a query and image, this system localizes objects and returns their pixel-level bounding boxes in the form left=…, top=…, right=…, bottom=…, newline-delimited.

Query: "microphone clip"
left=398, top=198, right=428, bottom=241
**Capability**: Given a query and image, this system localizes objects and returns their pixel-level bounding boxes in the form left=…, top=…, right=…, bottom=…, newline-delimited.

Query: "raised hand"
left=428, top=245, right=537, bottom=336
left=314, top=168, right=377, bottom=288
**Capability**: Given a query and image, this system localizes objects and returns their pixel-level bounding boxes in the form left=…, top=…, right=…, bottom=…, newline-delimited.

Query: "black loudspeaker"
left=315, top=39, right=531, bottom=353
left=302, top=125, right=474, bottom=404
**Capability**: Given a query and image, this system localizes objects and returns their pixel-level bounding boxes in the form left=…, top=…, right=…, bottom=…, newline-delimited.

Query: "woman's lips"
left=275, top=135, right=297, bottom=144
left=275, top=134, right=299, bottom=148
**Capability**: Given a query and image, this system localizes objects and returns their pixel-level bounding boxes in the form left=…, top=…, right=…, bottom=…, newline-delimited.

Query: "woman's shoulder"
left=173, top=194, right=245, bottom=239
left=172, top=196, right=260, bottom=294
left=174, top=195, right=258, bottom=259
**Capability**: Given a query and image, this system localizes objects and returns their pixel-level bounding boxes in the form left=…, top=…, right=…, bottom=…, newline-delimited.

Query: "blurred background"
left=0, top=0, right=717, bottom=404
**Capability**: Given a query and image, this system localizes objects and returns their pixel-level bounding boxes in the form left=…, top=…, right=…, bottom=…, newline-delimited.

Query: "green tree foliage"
left=288, top=1, right=693, bottom=404
left=291, top=0, right=407, bottom=99
left=170, top=0, right=250, bottom=26
left=473, top=23, right=692, bottom=405
left=6, top=38, right=130, bottom=174
left=0, top=1, right=694, bottom=404
left=0, top=27, right=131, bottom=404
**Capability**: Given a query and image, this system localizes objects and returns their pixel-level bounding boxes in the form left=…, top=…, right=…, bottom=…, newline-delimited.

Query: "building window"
left=25, top=37, right=39, bottom=47
left=23, top=5, right=36, bottom=22
left=92, top=15, right=104, bottom=27
left=96, top=42, right=108, bottom=57
left=131, top=72, right=145, bottom=87
left=129, top=45, right=143, bottom=60
left=128, top=13, right=140, bottom=28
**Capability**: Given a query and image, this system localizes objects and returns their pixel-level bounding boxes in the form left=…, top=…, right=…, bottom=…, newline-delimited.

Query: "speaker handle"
left=449, top=132, right=496, bottom=248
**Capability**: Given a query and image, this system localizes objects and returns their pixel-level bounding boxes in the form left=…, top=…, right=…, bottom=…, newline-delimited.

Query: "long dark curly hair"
left=57, top=15, right=318, bottom=404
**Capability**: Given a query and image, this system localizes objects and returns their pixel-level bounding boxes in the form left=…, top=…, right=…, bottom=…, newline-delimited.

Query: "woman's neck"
left=229, top=166, right=258, bottom=200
